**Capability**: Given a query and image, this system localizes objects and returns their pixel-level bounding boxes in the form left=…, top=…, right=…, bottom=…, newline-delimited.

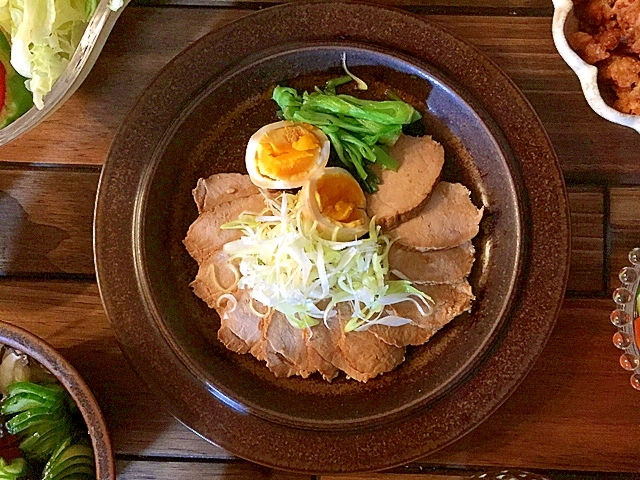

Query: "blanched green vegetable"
left=0, top=354, right=96, bottom=480
left=1, top=383, right=65, bottom=415
left=272, top=81, right=421, bottom=192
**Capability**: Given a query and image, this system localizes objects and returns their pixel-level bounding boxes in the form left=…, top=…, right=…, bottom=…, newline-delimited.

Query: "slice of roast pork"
left=190, top=249, right=238, bottom=309
left=215, top=288, right=264, bottom=355
left=368, top=281, right=474, bottom=347
left=366, top=135, right=445, bottom=230
left=390, top=182, right=483, bottom=251
left=193, top=173, right=260, bottom=214
left=257, top=312, right=339, bottom=380
left=388, top=241, right=475, bottom=285
left=307, top=304, right=406, bottom=382
left=183, top=193, right=264, bottom=264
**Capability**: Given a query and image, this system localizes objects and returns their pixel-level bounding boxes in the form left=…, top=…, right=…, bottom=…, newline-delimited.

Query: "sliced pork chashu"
left=307, top=304, right=406, bottom=382
left=183, top=193, right=264, bottom=264
left=190, top=249, right=238, bottom=308
left=193, top=173, right=260, bottom=214
left=390, top=182, right=483, bottom=251
left=369, top=281, right=474, bottom=348
left=216, top=290, right=308, bottom=377
left=184, top=168, right=480, bottom=382
left=388, top=241, right=475, bottom=285
left=215, top=288, right=263, bottom=355
left=256, top=312, right=339, bottom=381
left=366, top=135, right=445, bottom=230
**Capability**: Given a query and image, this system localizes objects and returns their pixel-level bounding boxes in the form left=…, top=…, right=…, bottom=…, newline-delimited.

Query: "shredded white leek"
left=341, top=52, right=368, bottom=91
left=222, top=192, right=432, bottom=331
left=206, top=261, right=240, bottom=294
left=216, top=293, right=237, bottom=315
left=249, top=296, right=272, bottom=319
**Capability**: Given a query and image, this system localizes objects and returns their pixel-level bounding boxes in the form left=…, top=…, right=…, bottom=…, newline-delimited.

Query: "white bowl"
left=0, top=0, right=128, bottom=147
left=552, top=0, right=640, bottom=133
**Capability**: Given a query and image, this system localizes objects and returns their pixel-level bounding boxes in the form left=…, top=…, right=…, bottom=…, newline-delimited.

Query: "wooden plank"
left=0, top=167, right=98, bottom=275
left=0, top=279, right=229, bottom=459
left=567, top=187, right=604, bottom=293
left=0, top=9, right=637, bottom=185
left=609, top=188, right=640, bottom=294
left=115, top=459, right=311, bottom=479
left=424, top=298, right=633, bottom=472
left=0, top=280, right=636, bottom=471
left=321, top=472, right=636, bottom=480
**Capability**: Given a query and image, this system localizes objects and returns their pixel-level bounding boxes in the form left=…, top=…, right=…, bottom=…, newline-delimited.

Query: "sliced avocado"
left=5, top=407, right=62, bottom=435
left=1, top=392, right=62, bottom=415
left=0, top=457, right=26, bottom=480
left=42, top=443, right=95, bottom=480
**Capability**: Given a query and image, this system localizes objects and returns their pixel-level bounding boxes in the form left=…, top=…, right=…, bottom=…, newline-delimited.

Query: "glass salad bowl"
left=612, top=248, right=640, bottom=389
left=0, top=0, right=128, bottom=147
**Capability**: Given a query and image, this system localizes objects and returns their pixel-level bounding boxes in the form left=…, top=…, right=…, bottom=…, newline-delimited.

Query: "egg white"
left=245, top=120, right=330, bottom=189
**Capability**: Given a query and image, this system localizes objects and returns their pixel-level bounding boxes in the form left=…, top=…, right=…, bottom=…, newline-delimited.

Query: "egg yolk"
left=255, top=124, right=321, bottom=182
left=315, top=173, right=365, bottom=227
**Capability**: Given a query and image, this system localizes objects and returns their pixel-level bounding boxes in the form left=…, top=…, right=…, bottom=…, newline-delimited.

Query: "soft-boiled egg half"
left=301, top=167, right=370, bottom=241
left=246, top=120, right=330, bottom=189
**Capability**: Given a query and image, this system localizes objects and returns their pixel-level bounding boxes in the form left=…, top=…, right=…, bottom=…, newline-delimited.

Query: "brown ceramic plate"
left=94, top=1, right=570, bottom=473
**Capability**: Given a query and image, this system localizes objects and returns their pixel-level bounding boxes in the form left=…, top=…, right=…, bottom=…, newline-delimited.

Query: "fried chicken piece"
left=579, top=0, right=616, bottom=26
left=599, top=54, right=640, bottom=113
left=570, top=0, right=640, bottom=114
left=600, top=54, right=640, bottom=88
left=615, top=84, right=640, bottom=113
left=612, top=0, right=640, bottom=54
left=569, top=30, right=620, bottom=63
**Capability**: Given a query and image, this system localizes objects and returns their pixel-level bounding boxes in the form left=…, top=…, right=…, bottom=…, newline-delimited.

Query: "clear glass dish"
left=0, top=0, right=129, bottom=147
left=612, top=248, right=640, bottom=389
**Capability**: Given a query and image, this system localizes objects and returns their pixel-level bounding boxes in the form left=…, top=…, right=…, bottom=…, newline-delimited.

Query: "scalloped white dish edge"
left=552, top=0, right=640, bottom=133
left=0, top=0, right=130, bottom=147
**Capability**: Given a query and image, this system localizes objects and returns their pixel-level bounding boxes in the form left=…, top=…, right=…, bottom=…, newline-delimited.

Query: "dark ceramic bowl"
left=0, top=321, right=114, bottom=479
left=95, top=1, right=570, bottom=473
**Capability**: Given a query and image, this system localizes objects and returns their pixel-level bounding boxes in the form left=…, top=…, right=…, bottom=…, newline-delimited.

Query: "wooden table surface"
left=2, top=0, right=640, bottom=478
